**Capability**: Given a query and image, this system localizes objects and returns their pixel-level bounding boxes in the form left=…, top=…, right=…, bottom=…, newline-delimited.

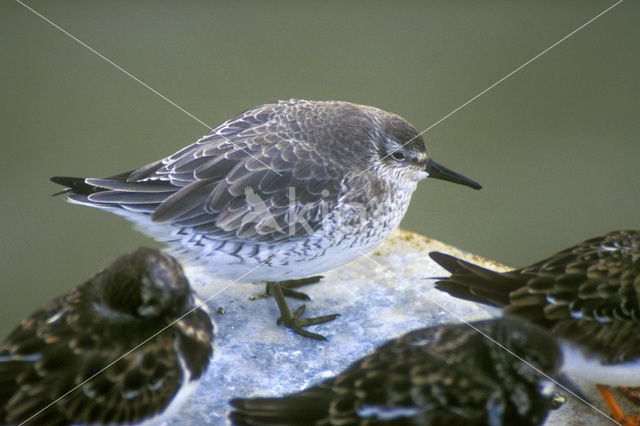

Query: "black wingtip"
left=50, top=176, right=96, bottom=196
left=428, top=251, right=461, bottom=273
left=428, top=251, right=449, bottom=262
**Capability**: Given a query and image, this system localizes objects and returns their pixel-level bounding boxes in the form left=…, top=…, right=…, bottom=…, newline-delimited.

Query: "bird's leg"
left=266, top=281, right=339, bottom=341
left=620, top=387, right=640, bottom=406
left=597, top=385, right=640, bottom=426
left=264, top=276, right=323, bottom=300
left=597, top=385, right=624, bottom=422
left=621, top=415, right=640, bottom=426
left=618, top=387, right=640, bottom=426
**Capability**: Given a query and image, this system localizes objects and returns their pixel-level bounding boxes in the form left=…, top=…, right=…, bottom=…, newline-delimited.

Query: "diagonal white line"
left=360, top=0, right=625, bottom=176
left=355, top=249, right=617, bottom=424
left=14, top=0, right=282, bottom=176
left=18, top=253, right=277, bottom=425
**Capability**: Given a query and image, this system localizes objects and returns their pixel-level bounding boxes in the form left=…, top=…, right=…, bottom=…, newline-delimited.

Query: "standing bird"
left=429, top=230, right=640, bottom=425
left=229, top=318, right=571, bottom=426
left=51, top=99, right=481, bottom=340
left=0, top=247, right=214, bottom=425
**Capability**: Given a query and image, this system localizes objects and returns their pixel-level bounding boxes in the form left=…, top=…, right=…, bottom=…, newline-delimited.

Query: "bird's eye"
left=527, top=353, right=542, bottom=365
left=390, top=151, right=406, bottom=161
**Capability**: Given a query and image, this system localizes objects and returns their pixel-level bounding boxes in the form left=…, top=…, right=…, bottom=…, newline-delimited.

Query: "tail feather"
left=50, top=176, right=100, bottom=196
left=84, top=177, right=173, bottom=193
left=50, top=171, right=175, bottom=213
left=87, top=190, right=175, bottom=204
left=429, top=252, right=524, bottom=307
left=229, top=387, right=333, bottom=426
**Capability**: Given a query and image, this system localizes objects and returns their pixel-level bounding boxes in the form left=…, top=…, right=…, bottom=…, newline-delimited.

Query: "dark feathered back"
left=430, top=230, right=640, bottom=363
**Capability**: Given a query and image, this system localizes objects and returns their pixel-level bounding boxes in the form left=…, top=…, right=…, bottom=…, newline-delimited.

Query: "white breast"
left=560, top=342, right=640, bottom=387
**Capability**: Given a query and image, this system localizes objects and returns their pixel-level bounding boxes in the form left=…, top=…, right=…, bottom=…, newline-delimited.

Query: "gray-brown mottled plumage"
left=51, top=99, right=480, bottom=278
left=229, top=318, right=567, bottom=426
left=0, top=247, right=214, bottom=425
left=51, top=99, right=481, bottom=340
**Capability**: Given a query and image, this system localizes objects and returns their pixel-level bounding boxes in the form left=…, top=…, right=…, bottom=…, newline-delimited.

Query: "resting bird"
left=429, top=229, right=640, bottom=425
left=0, top=247, right=214, bottom=425
left=229, top=318, right=572, bottom=426
left=51, top=98, right=481, bottom=340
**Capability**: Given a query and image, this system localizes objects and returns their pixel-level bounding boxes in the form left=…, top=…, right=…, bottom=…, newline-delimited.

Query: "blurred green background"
left=1, top=1, right=638, bottom=337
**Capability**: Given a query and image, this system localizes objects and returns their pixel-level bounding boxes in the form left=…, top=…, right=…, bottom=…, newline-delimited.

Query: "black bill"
left=425, top=160, right=482, bottom=190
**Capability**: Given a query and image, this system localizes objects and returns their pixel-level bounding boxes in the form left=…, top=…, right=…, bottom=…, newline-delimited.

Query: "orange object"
left=597, top=385, right=640, bottom=426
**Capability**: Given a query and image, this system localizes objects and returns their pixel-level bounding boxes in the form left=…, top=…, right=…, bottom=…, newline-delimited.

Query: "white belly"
left=561, top=342, right=640, bottom=386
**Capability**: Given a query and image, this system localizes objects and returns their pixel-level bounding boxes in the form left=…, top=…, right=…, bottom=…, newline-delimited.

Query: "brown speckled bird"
left=229, top=318, right=573, bottom=426
left=0, top=247, right=214, bottom=425
left=51, top=99, right=481, bottom=340
left=429, top=230, right=640, bottom=425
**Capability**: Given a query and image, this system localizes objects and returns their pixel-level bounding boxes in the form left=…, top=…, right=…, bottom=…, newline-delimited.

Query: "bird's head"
left=98, top=247, right=193, bottom=321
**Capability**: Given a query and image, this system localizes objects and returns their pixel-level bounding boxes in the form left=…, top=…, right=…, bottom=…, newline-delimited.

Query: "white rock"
left=169, top=229, right=619, bottom=425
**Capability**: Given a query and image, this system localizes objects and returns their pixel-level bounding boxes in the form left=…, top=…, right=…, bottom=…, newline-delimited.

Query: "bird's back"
left=430, top=230, right=640, bottom=363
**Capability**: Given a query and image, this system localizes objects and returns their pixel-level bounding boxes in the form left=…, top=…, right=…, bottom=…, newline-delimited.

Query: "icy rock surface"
left=169, top=229, right=617, bottom=426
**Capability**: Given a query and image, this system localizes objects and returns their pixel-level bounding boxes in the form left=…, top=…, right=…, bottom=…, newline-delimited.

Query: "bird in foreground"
left=229, top=318, right=572, bottom=426
left=0, top=247, right=214, bottom=425
left=429, top=230, right=640, bottom=426
left=51, top=99, right=481, bottom=340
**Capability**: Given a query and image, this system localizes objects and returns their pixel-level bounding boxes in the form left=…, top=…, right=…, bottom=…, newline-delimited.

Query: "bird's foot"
left=550, top=392, right=568, bottom=409
left=265, top=276, right=323, bottom=300
left=277, top=304, right=340, bottom=340
left=621, top=387, right=640, bottom=406
left=618, top=415, right=640, bottom=426
left=597, top=385, right=640, bottom=426
left=267, top=281, right=339, bottom=341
